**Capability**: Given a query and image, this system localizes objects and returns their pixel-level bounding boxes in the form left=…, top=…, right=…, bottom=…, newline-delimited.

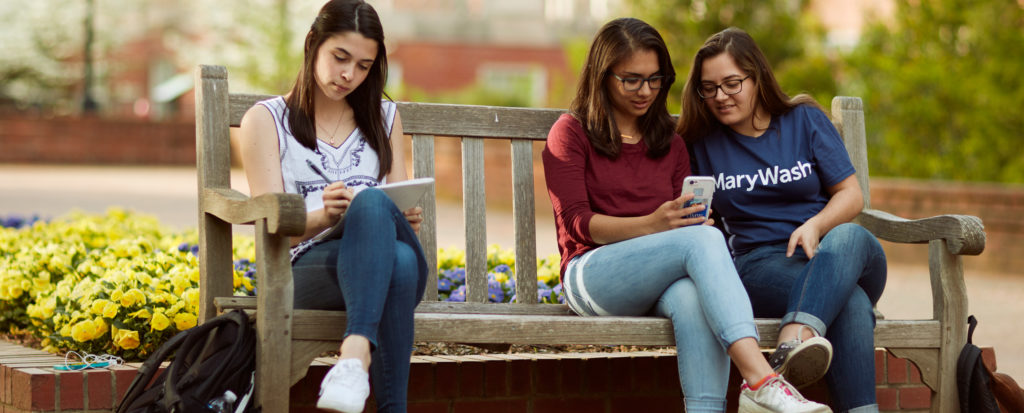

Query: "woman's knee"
left=349, top=187, right=397, bottom=216
left=667, top=225, right=728, bottom=254
left=390, top=242, right=422, bottom=285
left=656, top=278, right=701, bottom=319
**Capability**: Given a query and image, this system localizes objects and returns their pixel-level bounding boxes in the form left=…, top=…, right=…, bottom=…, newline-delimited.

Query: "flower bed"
left=0, top=209, right=563, bottom=361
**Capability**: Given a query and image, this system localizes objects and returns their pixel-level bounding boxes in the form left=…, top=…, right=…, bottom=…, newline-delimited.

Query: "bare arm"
left=589, top=194, right=708, bottom=245
left=237, top=104, right=348, bottom=245
left=786, top=174, right=863, bottom=257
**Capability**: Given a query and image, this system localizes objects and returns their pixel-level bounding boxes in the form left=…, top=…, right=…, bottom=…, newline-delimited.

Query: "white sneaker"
left=316, top=358, right=370, bottom=413
left=739, top=375, right=832, bottom=413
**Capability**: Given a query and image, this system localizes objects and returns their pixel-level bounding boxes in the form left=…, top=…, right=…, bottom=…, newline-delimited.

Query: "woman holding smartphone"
left=542, top=17, right=829, bottom=413
left=679, top=27, right=887, bottom=413
left=237, top=1, right=426, bottom=412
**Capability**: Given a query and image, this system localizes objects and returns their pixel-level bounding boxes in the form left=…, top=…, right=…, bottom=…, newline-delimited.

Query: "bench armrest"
left=854, top=208, right=985, bottom=256
left=201, top=188, right=307, bottom=236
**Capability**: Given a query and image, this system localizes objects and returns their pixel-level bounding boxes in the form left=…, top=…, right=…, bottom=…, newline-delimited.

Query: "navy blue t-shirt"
left=690, top=104, right=856, bottom=255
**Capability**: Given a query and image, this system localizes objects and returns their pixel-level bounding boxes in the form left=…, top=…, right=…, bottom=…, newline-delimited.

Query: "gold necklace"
left=620, top=133, right=641, bottom=144
left=317, top=111, right=344, bottom=146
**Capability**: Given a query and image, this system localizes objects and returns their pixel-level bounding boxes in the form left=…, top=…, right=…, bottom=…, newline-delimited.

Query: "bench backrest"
left=196, top=64, right=870, bottom=309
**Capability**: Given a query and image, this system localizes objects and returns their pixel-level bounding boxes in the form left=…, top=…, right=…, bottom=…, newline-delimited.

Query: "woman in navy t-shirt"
left=544, top=18, right=829, bottom=413
left=678, top=27, right=887, bottom=413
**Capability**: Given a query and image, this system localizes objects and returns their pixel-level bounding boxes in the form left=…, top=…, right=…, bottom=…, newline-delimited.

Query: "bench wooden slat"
left=399, top=102, right=564, bottom=139
left=462, top=137, right=488, bottom=303
left=219, top=298, right=941, bottom=347
left=511, top=139, right=539, bottom=304
left=413, top=134, right=439, bottom=301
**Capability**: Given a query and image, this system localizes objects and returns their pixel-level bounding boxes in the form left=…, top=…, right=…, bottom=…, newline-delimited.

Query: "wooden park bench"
left=193, top=64, right=985, bottom=412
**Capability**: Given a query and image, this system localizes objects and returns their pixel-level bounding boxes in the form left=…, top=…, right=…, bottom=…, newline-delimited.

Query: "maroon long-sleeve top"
left=542, top=114, right=692, bottom=277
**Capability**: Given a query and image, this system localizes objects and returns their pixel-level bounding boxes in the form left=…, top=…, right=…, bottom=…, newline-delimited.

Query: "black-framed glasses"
left=698, top=75, right=750, bottom=99
left=612, top=74, right=666, bottom=92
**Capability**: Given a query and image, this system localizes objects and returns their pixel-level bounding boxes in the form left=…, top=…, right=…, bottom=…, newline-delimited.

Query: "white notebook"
left=312, top=177, right=434, bottom=242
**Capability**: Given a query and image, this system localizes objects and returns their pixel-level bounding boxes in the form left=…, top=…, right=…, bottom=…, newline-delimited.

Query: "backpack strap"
left=161, top=310, right=250, bottom=412
left=115, top=326, right=192, bottom=413
left=967, top=314, right=978, bottom=344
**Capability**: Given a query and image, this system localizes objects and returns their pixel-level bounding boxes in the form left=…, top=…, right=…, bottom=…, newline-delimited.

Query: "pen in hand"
left=306, top=159, right=335, bottom=184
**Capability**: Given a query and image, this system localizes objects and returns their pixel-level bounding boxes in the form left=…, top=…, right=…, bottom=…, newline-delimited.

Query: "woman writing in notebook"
left=237, top=1, right=425, bottom=412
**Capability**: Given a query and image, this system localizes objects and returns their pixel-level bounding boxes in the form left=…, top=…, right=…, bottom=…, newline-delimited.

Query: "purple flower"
left=446, top=285, right=467, bottom=302
left=444, top=268, right=466, bottom=284
left=494, top=264, right=511, bottom=274
left=437, top=277, right=453, bottom=293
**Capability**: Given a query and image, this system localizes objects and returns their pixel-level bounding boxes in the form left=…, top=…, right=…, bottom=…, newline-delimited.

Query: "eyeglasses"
left=698, top=75, right=750, bottom=99
left=612, top=74, right=666, bottom=92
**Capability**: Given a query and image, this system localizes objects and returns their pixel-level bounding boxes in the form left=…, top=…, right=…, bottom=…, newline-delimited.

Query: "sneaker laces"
left=320, top=359, right=365, bottom=395
left=762, top=376, right=812, bottom=406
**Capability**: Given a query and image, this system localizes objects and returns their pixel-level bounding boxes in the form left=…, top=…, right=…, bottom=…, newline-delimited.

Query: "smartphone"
left=681, top=176, right=715, bottom=220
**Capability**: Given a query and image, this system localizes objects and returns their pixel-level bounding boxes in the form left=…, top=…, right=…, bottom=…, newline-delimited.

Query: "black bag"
left=957, top=315, right=1000, bottom=413
left=116, top=310, right=259, bottom=413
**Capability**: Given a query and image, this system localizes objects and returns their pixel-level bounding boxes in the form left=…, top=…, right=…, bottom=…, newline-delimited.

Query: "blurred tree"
left=623, top=0, right=837, bottom=113
left=845, top=0, right=1024, bottom=182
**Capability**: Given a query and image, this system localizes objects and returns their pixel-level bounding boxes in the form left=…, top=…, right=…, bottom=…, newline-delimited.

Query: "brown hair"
left=570, top=17, right=676, bottom=159
left=283, top=0, right=392, bottom=180
left=676, top=27, right=819, bottom=143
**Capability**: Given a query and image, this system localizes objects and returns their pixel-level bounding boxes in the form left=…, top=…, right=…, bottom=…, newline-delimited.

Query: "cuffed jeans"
left=563, top=225, right=758, bottom=413
left=733, top=223, right=886, bottom=413
left=292, top=188, right=427, bottom=413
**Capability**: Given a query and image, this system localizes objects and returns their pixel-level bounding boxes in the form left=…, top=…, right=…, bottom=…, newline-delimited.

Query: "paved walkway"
left=2, top=164, right=1022, bottom=381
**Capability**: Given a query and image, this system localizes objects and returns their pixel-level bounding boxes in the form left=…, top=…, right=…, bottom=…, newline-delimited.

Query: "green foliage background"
left=626, top=0, right=1024, bottom=183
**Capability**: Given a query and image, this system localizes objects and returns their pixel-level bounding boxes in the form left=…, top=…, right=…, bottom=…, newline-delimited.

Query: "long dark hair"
left=284, top=0, right=392, bottom=180
left=676, top=27, right=819, bottom=143
left=570, top=17, right=676, bottom=159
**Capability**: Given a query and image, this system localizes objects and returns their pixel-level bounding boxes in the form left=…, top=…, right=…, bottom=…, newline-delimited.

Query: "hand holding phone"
left=681, top=176, right=715, bottom=221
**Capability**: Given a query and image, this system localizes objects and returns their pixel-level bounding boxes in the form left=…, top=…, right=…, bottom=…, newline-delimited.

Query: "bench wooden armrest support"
left=855, top=209, right=985, bottom=256
left=201, top=188, right=307, bottom=236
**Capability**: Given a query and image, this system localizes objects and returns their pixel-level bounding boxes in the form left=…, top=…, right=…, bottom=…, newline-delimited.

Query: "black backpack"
left=957, top=315, right=1000, bottom=413
left=116, top=310, right=259, bottom=413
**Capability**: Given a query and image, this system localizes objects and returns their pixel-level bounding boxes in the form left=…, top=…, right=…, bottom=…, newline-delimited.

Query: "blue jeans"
left=563, top=225, right=758, bottom=413
left=292, top=188, right=427, bottom=413
left=733, top=223, right=886, bottom=413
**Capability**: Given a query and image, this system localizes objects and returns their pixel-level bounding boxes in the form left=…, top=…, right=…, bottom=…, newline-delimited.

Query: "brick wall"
left=0, top=115, right=194, bottom=165
left=4, top=338, right=995, bottom=413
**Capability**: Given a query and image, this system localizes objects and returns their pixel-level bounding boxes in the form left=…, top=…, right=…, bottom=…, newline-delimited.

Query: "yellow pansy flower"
left=173, top=313, right=197, bottom=330
left=115, top=329, right=140, bottom=349
left=150, top=312, right=170, bottom=331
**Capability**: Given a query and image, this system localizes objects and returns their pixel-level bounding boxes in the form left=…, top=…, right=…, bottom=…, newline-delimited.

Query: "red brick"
left=457, top=360, right=484, bottom=398
left=655, top=355, right=679, bottom=392
left=112, top=365, right=141, bottom=402
left=408, top=400, right=451, bottom=413
left=289, top=364, right=329, bottom=406
left=434, top=361, right=458, bottom=399
left=607, top=356, right=633, bottom=394
left=899, top=385, right=932, bottom=409
left=609, top=394, right=684, bottom=413
left=483, top=359, right=507, bottom=397
left=875, top=349, right=886, bottom=384
left=886, top=353, right=907, bottom=383
left=534, top=359, right=560, bottom=395
left=507, top=359, right=531, bottom=397
left=631, top=355, right=657, bottom=392
left=408, top=362, right=435, bottom=401
left=59, top=371, right=85, bottom=410
left=583, top=357, right=609, bottom=394
left=86, top=369, right=114, bottom=409
left=875, top=386, right=899, bottom=411
left=452, top=399, right=528, bottom=413
left=12, top=368, right=55, bottom=411
left=908, top=361, right=923, bottom=384
left=559, top=357, right=584, bottom=395
left=534, top=396, right=605, bottom=413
